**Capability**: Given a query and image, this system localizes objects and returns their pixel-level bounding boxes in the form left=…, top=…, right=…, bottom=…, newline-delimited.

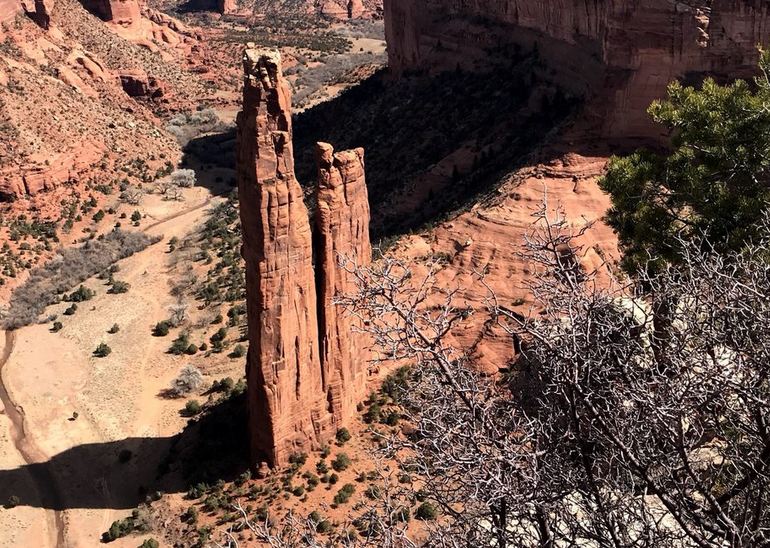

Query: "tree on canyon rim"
left=600, top=50, right=770, bottom=273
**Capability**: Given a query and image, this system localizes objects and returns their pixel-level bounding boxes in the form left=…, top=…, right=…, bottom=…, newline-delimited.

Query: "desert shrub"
left=66, top=285, right=95, bottom=302
left=415, top=501, right=438, bottom=521
left=380, top=365, right=411, bottom=402
left=229, top=344, right=246, bottom=358
left=101, top=517, right=133, bottom=542
left=171, top=169, right=197, bottom=188
left=364, top=485, right=381, bottom=500
left=185, top=344, right=198, bottom=355
left=152, top=320, right=170, bottom=336
left=168, top=365, right=203, bottom=397
left=169, top=332, right=191, bottom=355
left=184, top=400, right=202, bottom=416
left=5, top=495, right=20, bottom=508
left=108, top=280, right=129, bottom=294
left=139, top=539, right=159, bottom=548
left=51, top=321, right=63, bottom=332
left=328, top=473, right=339, bottom=485
left=94, top=343, right=112, bottom=358
left=332, top=453, right=351, bottom=472
left=63, top=304, right=77, bottom=316
left=335, top=427, right=351, bottom=444
left=108, top=323, right=119, bottom=334
left=316, top=460, right=329, bottom=474
left=333, top=483, right=355, bottom=505
left=211, top=377, right=235, bottom=393
left=3, top=231, right=159, bottom=329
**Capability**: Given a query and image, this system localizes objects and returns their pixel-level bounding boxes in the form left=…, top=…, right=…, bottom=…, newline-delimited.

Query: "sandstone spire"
left=315, top=142, right=372, bottom=424
left=236, top=47, right=332, bottom=467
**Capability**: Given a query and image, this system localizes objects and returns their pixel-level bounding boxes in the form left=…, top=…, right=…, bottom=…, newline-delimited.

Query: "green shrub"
left=66, top=285, right=95, bottom=302
left=335, top=427, right=351, bottom=444
left=169, top=333, right=190, bottom=355
left=108, top=280, right=130, bottom=294
left=94, top=342, right=112, bottom=358
left=332, top=453, right=351, bottom=472
left=229, top=344, right=246, bottom=358
left=184, top=400, right=202, bottom=416
left=415, top=501, right=438, bottom=521
left=152, top=321, right=170, bottom=336
left=333, top=483, right=355, bottom=505
left=139, top=539, right=159, bottom=548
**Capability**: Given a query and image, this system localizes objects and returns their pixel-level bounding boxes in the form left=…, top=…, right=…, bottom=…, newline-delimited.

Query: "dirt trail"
left=0, top=330, right=67, bottom=548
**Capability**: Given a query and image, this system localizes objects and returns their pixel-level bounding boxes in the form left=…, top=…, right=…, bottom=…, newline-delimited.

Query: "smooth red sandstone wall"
left=384, top=0, right=770, bottom=140
left=315, top=142, right=372, bottom=425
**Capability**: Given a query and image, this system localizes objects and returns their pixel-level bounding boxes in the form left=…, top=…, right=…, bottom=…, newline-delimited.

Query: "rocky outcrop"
left=237, top=48, right=333, bottom=467
left=0, top=142, right=104, bottom=201
left=81, top=0, right=140, bottom=25
left=119, top=69, right=166, bottom=98
left=384, top=0, right=770, bottom=141
left=0, top=0, right=22, bottom=25
left=218, top=0, right=236, bottom=14
left=237, top=48, right=372, bottom=468
left=315, top=142, right=371, bottom=424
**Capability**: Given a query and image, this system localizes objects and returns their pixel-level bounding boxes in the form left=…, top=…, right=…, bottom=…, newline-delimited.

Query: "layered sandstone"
left=237, top=48, right=333, bottom=467
left=384, top=0, right=770, bottom=140
left=237, top=49, right=373, bottom=467
left=315, top=143, right=371, bottom=424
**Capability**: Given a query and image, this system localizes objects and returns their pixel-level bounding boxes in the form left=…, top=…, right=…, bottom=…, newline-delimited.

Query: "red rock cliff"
left=237, top=50, right=373, bottom=468
left=315, top=142, right=372, bottom=425
left=384, top=0, right=770, bottom=140
left=237, top=48, right=333, bottom=467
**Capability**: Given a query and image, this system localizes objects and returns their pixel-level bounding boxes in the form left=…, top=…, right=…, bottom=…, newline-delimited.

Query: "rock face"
left=0, top=0, right=22, bottom=25
left=237, top=48, right=333, bottom=467
left=119, top=70, right=166, bottom=98
left=315, top=142, right=371, bottom=424
left=81, top=0, right=141, bottom=25
left=384, top=0, right=770, bottom=140
left=237, top=49, right=372, bottom=467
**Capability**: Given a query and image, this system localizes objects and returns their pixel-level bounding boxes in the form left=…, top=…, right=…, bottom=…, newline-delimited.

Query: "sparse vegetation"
left=93, top=342, right=112, bottom=358
left=3, top=231, right=159, bottom=329
left=167, top=365, right=203, bottom=398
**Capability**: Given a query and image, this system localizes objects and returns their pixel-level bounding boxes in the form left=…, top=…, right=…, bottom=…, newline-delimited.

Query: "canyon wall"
left=237, top=48, right=372, bottom=467
left=384, top=0, right=770, bottom=140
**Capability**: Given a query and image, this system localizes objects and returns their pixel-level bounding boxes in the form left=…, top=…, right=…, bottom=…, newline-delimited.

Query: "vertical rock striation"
left=237, top=48, right=332, bottom=467
left=237, top=49, right=374, bottom=468
left=315, top=143, right=372, bottom=424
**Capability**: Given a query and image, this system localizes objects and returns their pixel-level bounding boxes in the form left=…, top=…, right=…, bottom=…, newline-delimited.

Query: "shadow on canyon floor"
left=0, top=393, right=249, bottom=510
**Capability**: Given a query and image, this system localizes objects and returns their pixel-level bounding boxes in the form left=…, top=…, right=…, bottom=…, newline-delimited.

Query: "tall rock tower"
left=236, top=48, right=332, bottom=467
left=315, top=143, right=372, bottom=424
left=237, top=49, right=373, bottom=468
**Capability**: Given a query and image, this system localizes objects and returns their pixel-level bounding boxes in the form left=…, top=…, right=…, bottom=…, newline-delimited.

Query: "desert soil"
left=0, top=185, right=243, bottom=548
